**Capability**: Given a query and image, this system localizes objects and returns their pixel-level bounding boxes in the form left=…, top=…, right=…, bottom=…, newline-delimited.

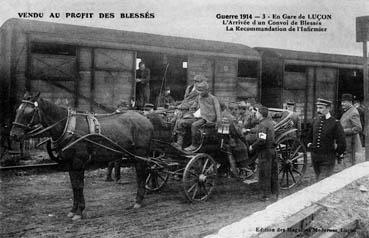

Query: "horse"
left=10, top=92, right=154, bottom=220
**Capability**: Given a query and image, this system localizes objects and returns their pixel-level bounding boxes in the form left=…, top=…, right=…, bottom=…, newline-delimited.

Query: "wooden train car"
left=255, top=47, right=364, bottom=125
left=0, top=18, right=261, bottom=125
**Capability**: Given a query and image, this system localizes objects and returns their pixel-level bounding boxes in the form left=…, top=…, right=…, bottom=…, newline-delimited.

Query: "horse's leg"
left=133, top=153, right=148, bottom=209
left=68, top=158, right=85, bottom=220
left=114, top=160, right=121, bottom=182
left=105, top=161, right=114, bottom=182
left=67, top=186, right=78, bottom=218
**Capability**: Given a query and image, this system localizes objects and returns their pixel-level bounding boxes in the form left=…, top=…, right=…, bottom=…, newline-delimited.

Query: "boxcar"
left=0, top=18, right=261, bottom=125
left=255, top=47, right=365, bottom=126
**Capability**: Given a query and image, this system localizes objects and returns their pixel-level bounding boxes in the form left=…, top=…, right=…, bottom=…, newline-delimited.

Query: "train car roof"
left=1, top=18, right=260, bottom=60
left=255, top=47, right=363, bottom=66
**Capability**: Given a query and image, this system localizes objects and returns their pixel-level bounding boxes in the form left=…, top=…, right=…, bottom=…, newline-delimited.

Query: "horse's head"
left=10, top=92, right=42, bottom=141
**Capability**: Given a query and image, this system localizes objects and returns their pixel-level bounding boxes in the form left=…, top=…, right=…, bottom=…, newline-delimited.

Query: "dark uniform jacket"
left=136, top=68, right=151, bottom=107
left=307, top=115, right=346, bottom=155
left=250, top=117, right=276, bottom=154
left=248, top=117, right=279, bottom=196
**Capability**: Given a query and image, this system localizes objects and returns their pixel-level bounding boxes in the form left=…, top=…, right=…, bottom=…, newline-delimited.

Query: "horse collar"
left=51, top=108, right=76, bottom=147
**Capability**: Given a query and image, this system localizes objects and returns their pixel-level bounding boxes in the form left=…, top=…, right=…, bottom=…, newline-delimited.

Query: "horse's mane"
left=38, top=98, right=68, bottom=117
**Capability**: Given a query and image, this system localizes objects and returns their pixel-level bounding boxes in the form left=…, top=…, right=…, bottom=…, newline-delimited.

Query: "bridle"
left=12, top=99, right=43, bottom=133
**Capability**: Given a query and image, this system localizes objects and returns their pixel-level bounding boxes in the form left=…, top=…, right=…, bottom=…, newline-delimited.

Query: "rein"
left=14, top=99, right=150, bottom=164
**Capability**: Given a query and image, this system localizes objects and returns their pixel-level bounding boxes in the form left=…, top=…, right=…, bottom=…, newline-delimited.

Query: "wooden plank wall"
left=78, top=47, right=92, bottom=111
left=305, top=67, right=337, bottom=120
left=30, top=52, right=75, bottom=108
left=282, top=71, right=307, bottom=120
left=93, top=48, right=134, bottom=112
left=260, top=53, right=282, bottom=108
left=236, top=77, right=258, bottom=100
left=0, top=27, right=11, bottom=122
left=187, top=56, right=214, bottom=92
left=214, top=58, right=238, bottom=103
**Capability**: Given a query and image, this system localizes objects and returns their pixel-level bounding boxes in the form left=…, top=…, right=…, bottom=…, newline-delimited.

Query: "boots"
left=184, top=135, right=198, bottom=151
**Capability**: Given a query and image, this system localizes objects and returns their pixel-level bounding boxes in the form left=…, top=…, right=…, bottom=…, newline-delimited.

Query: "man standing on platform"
left=248, top=105, right=279, bottom=201
left=136, top=61, right=151, bottom=109
left=307, top=98, right=346, bottom=181
left=340, top=93, right=362, bottom=166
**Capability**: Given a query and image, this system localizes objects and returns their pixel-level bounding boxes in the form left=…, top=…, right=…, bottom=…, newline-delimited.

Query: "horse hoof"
left=72, top=214, right=82, bottom=221
left=67, top=212, right=75, bottom=218
left=133, top=203, right=142, bottom=209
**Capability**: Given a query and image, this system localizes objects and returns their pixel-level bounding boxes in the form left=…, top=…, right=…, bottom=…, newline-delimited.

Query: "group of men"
left=131, top=67, right=366, bottom=201
left=170, top=74, right=279, bottom=201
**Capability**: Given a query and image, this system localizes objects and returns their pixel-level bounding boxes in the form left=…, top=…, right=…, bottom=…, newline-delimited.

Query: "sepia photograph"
left=1, top=0, right=369, bottom=237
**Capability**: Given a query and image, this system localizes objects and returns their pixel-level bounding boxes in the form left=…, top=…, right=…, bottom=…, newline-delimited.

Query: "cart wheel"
left=145, top=150, right=169, bottom=191
left=182, top=153, right=217, bottom=202
left=276, top=137, right=307, bottom=189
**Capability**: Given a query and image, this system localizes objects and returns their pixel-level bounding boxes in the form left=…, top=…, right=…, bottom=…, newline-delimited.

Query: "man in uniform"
left=307, top=98, right=346, bottom=181
left=340, top=93, right=362, bottom=166
left=247, top=105, right=279, bottom=201
left=136, top=61, right=151, bottom=109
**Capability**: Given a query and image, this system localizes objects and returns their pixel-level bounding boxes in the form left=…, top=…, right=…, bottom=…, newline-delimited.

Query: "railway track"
left=0, top=162, right=60, bottom=172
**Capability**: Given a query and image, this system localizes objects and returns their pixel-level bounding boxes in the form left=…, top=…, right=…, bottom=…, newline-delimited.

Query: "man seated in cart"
left=173, top=81, right=221, bottom=151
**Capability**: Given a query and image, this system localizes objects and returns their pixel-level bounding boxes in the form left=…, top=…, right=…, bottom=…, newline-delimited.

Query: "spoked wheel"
left=182, top=153, right=218, bottom=202
left=276, top=137, right=307, bottom=189
left=145, top=150, right=169, bottom=191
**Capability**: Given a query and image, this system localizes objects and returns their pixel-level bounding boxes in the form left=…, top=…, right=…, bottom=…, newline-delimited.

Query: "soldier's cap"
left=193, top=74, right=208, bottom=82
left=316, top=98, right=332, bottom=107
left=341, top=93, right=353, bottom=102
left=195, top=81, right=209, bottom=93
left=255, top=104, right=269, bottom=117
left=286, top=101, right=296, bottom=106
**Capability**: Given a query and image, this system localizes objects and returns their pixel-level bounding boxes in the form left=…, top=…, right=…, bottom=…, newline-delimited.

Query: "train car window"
left=285, top=64, right=306, bottom=73
left=238, top=60, right=257, bottom=78
left=31, top=42, right=76, bottom=56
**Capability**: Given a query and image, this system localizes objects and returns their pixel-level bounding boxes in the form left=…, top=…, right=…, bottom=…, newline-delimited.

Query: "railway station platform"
left=205, top=159, right=369, bottom=238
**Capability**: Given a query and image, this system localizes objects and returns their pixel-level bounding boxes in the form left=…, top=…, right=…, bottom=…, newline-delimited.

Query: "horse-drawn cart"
left=143, top=108, right=307, bottom=202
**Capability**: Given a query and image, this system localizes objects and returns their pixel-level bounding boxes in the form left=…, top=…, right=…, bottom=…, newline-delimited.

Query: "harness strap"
left=51, top=108, right=76, bottom=147
left=86, top=114, right=101, bottom=134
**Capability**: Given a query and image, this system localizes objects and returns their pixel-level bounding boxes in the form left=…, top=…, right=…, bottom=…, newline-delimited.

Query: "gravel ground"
left=0, top=150, right=366, bottom=238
